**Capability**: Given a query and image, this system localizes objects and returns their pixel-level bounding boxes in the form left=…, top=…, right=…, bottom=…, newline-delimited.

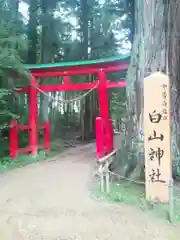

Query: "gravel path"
left=0, top=143, right=178, bottom=239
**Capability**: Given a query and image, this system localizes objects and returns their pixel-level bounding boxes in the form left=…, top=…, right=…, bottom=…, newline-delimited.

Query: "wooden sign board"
left=144, top=72, right=172, bottom=203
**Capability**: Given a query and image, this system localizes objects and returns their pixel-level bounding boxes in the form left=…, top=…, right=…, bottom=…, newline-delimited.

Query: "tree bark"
left=80, top=0, right=94, bottom=140
left=27, top=0, right=38, bottom=64
left=125, top=0, right=168, bottom=178
left=168, top=0, right=180, bottom=177
left=124, top=0, right=180, bottom=179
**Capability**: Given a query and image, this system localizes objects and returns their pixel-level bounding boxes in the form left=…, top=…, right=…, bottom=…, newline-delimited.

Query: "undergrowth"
left=92, top=136, right=180, bottom=223
left=94, top=180, right=180, bottom=223
left=0, top=138, right=66, bottom=173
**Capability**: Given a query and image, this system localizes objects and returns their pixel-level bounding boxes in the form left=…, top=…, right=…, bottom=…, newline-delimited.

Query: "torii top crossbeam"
left=18, top=53, right=130, bottom=93
left=25, top=53, right=130, bottom=76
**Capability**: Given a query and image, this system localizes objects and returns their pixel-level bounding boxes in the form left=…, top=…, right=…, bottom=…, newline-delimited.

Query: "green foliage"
left=0, top=1, right=28, bottom=160
left=0, top=23, right=27, bottom=75
left=110, top=89, right=126, bottom=119
left=0, top=0, right=131, bottom=164
left=0, top=139, right=65, bottom=172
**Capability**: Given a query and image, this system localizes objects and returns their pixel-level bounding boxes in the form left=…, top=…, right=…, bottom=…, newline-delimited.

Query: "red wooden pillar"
left=63, top=75, right=70, bottom=85
left=98, top=70, right=112, bottom=154
left=95, top=117, right=104, bottom=159
left=9, top=120, right=18, bottom=159
left=98, top=70, right=109, bottom=122
left=29, top=76, right=38, bottom=156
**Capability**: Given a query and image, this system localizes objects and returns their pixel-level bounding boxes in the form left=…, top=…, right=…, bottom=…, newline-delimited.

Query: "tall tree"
left=27, top=0, right=38, bottom=63
left=0, top=0, right=28, bottom=156
left=125, top=0, right=180, bottom=178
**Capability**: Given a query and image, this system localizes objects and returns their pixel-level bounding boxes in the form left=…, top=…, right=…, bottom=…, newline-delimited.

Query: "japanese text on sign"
left=148, top=111, right=165, bottom=183
left=144, top=72, right=172, bottom=203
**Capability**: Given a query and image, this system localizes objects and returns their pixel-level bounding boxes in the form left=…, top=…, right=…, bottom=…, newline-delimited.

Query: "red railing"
left=9, top=120, right=50, bottom=160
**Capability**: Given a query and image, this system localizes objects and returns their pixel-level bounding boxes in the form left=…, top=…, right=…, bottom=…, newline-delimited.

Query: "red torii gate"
left=9, top=54, right=129, bottom=160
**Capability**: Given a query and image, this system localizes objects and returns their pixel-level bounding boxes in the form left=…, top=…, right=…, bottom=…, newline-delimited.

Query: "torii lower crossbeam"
left=17, top=80, right=126, bottom=93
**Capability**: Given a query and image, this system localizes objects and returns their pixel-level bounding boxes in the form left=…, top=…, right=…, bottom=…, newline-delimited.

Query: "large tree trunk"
left=39, top=0, right=60, bottom=133
left=125, top=0, right=169, bottom=179
left=27, top=0, right=38, bottom=64
left=168, top=1, right=180, bottom=178
left=39, top=0, right=52, bottom=127
left=80, top=0, right=93, bottom=140
left=10, top=0, right=19, bottom=21
left=124, top=0, right=180, bottom=179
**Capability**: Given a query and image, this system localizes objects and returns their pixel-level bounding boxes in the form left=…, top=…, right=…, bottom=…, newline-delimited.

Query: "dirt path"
left=0, top=143, right=178, bottom=240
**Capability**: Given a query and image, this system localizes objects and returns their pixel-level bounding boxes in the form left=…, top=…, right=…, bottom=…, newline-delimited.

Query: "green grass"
left=94, top=180, right=180, bottom=223
left=0, top=139, right=66, bottom=173
left=94, top=180, right=146, bottom=205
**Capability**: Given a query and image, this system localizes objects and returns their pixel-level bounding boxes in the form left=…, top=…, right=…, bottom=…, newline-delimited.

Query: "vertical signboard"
left=144, top=72, right=172, bottom=202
